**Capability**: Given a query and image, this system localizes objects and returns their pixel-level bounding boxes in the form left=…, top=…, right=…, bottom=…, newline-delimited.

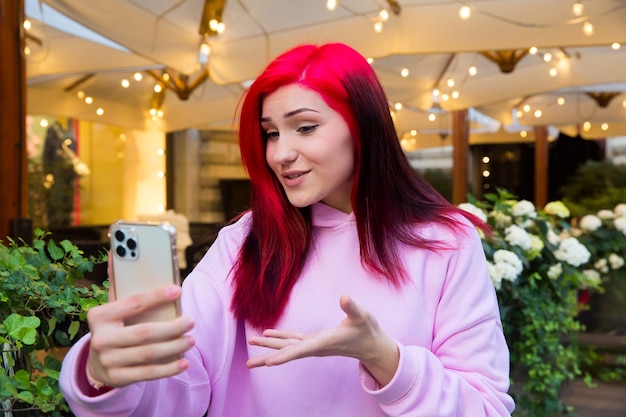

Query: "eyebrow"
left=260, top=107, right=319, bottom=123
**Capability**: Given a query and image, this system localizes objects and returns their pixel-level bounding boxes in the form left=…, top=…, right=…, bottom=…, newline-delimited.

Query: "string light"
left=373, top=20, right=383, bottom=33
left=612, top=42, right=621, bottom=50
left=468, top=66, right=477, bottom=76
left=601, top=123, right=609, bottom=131
left=400, top=68, right=409, bottom=77
left=529, top=47, right=538, bottom=55
left=133, top=72, right=143, bottom=81
left=583, top=21, right=594, bottom=36
left=85, top=96, right=93, bottom=104
left=572, top=2, right=584, bottom=17
left=96, top=108, right=104, bottom=116
left=121, top=79, right=130, bottom=88
left=459, top=5, right=471, bottom=20
left=557, top=97, right=565, bottom=105
left=326, top=0, right=337, bottom=11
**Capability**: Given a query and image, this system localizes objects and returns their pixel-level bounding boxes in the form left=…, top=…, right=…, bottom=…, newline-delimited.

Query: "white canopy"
left=25, top=0, right=626, bottom=137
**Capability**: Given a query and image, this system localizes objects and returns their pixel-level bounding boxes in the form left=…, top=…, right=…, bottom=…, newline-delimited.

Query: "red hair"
left=232, top=43, right=486, bottom=329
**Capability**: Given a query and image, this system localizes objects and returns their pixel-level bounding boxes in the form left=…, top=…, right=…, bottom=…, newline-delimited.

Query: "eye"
left=297, top=124, right=318, bottom=135
left=264, top=130, right=279, bottom=140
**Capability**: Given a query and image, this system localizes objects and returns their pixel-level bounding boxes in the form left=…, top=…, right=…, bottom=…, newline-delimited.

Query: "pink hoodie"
left=60, top=203, right=515, bottom=416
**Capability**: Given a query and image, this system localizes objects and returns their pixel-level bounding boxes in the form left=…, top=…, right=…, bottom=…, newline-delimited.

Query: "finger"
left=246, top=344, right=302, bottom=368
left=262, top=329, right=305, bottom=339
left=89, top=285, right=182, bottom=324
left=248, top=335, right=299, bottom=350
left=100, top=334, right=195, bottom=368
left=339, top=294, right=363, bottom=319
left=91, top=316, right=194, bottom=350
left=106, top=357, right=191, bottom=387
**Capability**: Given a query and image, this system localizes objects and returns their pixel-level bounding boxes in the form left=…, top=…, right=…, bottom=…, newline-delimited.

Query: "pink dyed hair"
left=231, top=43, right=486, bottom=329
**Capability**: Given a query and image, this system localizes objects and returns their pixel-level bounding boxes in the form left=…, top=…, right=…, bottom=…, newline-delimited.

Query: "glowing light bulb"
left=572, top=2, right=584, bottom=17
left=459, top=5, right=471, bottom=20
left=326, top=0, right=337, bottom=11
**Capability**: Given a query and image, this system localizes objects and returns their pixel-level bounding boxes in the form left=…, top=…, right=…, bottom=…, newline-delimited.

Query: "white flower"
left=487, top=261, right=503, bottom=290
left=544, top=201, right=570, bottom=218
left=553, top=237, right=591, bottom=267
left=504, top=224, right=532, bottom=250
left=492, top=211, right=512, bottom=229
left=609, top=253, right=624, bottom=270
left=458, top=203, right=487, bottom=223
left=546, top=228, right=560, bottom=245
left=597, top=209, right=614, bottom=220
left=547, top=263, right=563, bottom=280
left=493, top=249, right=523, bottom=282
left=581, top=269, right=601, bottom=289
left=529, top=234, right=544, bottom=253
left=512, top=200, right=537, bottom=218
left=579, top=214, right=602, bottom=232
left=614, top=203, right=626, bottom=217
left=594, top=258, right=609, bottom=274
left=614, top=217, right=626, bottom=235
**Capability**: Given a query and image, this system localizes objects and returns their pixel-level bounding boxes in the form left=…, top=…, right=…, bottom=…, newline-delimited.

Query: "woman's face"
left=262, top=84, right=355, bottom=213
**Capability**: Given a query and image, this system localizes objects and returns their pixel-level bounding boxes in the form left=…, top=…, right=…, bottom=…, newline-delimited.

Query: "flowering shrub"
left=462, top=189, right=602, bottom=417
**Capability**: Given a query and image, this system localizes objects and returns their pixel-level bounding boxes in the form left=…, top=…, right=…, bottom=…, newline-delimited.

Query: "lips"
left=281, top=170, right=310, bottom=186
left=285, top=172, right=306, bottom=179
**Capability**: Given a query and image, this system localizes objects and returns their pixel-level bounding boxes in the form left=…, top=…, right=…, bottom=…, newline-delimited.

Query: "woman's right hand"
left=85, top=284, right=195, bottom=388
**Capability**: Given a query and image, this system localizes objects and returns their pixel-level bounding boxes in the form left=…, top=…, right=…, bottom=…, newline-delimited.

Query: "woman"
left=60, top=42, right=515, bottom=416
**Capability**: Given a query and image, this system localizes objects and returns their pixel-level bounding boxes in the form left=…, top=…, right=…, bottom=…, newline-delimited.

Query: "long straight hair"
left=231, top=43, right=485, bottom=329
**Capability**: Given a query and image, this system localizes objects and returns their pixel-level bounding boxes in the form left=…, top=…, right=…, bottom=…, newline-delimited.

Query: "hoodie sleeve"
left=59, top=219, right=245, bottom=417
left=360, top=226, right=515, bottom=416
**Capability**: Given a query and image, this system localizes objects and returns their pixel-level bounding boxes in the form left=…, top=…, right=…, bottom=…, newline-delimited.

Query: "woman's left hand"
left=246, top=294, right=399, bottom=387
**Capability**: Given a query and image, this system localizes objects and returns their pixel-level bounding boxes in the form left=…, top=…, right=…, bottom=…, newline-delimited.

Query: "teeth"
left=287, top=173, right=304, bottom=179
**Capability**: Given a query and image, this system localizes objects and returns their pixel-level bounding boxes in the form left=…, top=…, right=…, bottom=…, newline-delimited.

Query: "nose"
left=268, top=136, right=298, bottom=165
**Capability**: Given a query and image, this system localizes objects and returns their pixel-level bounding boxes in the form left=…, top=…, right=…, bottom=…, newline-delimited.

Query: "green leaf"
left=3, top=314, right=40, bottom=345
left=68, top=320, right=80, bottom=340
left=47, top=240, right=64, bottom=261
left=47, top=316, right=57, bottom=337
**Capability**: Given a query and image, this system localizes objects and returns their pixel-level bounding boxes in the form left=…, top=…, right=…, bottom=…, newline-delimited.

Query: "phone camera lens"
left=116, top=245, right=127, bottom=257
left=115, top=230, right=125, bottom=242
left=127, top=238, right=137, bottom=250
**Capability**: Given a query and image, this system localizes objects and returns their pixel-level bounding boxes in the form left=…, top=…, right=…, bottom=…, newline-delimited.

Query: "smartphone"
left=108, top=220, right=181, bottom=326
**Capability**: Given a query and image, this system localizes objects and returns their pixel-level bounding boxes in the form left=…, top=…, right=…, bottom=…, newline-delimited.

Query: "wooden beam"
left=452, top=109, right=469, bottom=204
left=0, top=0, right=27, bottom=241
left=534, top=126, right=549, bottom=208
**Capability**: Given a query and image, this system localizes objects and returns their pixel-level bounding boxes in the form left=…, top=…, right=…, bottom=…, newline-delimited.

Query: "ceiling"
left=24, top=0, right=626, bottom=142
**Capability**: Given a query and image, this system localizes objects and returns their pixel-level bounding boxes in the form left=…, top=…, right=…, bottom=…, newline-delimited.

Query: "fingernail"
left=166, top=286, right=181, bottom=298
left=186, top=335, right=195, bottom=347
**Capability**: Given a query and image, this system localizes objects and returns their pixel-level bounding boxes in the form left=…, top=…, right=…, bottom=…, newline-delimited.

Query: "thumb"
left=339, top=294, right=362, bottom=319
